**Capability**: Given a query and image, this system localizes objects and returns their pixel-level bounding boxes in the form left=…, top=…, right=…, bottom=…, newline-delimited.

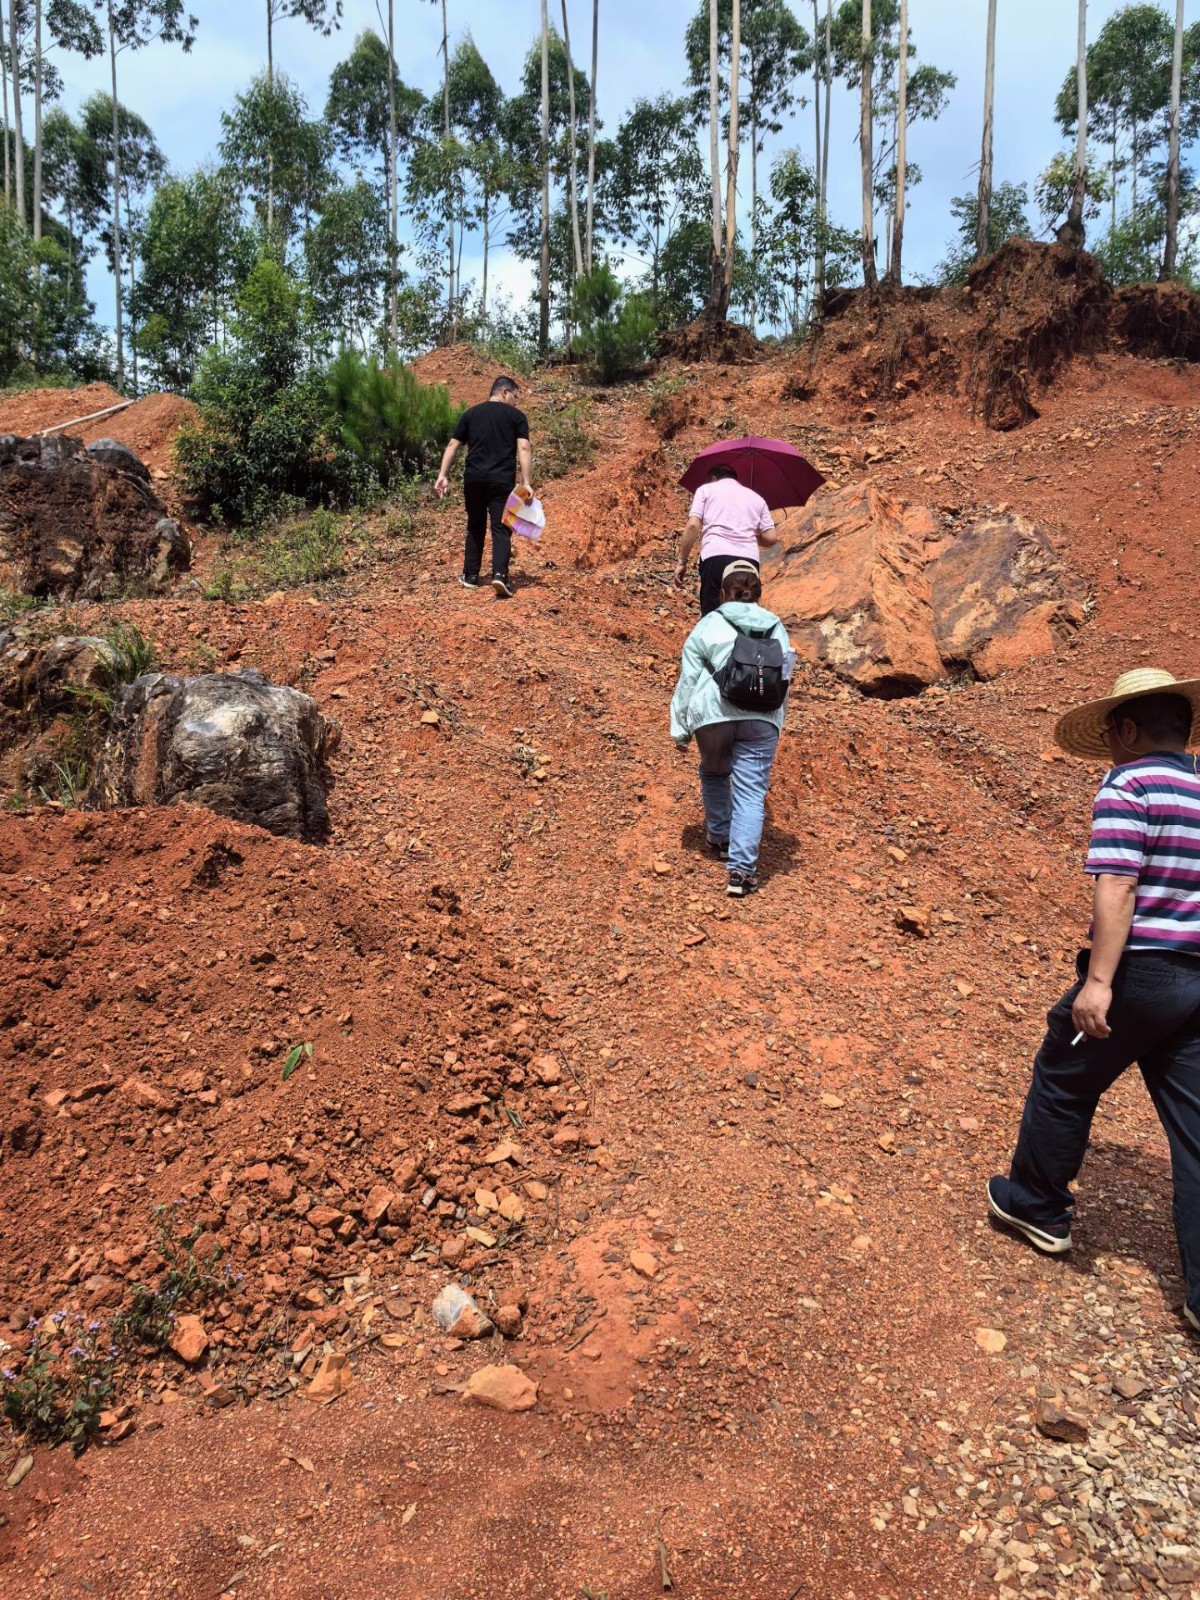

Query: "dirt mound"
left=411, top=343, right=501, bottom=408
left=0, top=387, right=199, bottom=477
left=0, top=806, right=575, bottom=1390
left=822, top=240, right=1113, bottom=430
left=656, top=318, right=764, bottom=364
left=1111, top=280, right=1200, bottom=361
left=0, top=383, right=125, bottom=437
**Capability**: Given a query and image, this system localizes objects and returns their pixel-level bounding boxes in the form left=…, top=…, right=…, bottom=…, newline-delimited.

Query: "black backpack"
left=709, top=612, right=789, bottom=712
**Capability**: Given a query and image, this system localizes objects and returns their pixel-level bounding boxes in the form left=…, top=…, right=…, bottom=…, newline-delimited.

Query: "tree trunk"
left=1067, top=0, right=1087, bottom=235
left=33, top=0, right=42, bottom=241
left=481, top=187, right=490, bottom=317
left=1131, top=114, right=1137, bottom=212
left=266, top=0, right=274, bottom=234
left=128, top=225, right=137, bottom=396
left=720, top=0, right=740, bottom=319
left=976, top=0, right=997, bottom=260
left=812, top=0, right=822, bottom=307
left=706, top=0, right=722, bottom=318
left=108, top=1, right=124, bottom=389
left=387, top=0, right=398, bottom=347
left=1162, top=0, right=1184, bottom=280
left=1, top=0, right=10, bottom=206
left=749, top=106, right=757, bottom=334
left=885, top=0, right=906, bottom=286
left=538, top=0, right=550, bottom=355
left=9, top=0, right=24, bottom=226
left=585, top=0, right=597, bottom=271
left=817, top=0, right=831, bottom=315
left=561, top=0, right=584, bottom=276
left=1111, top=109, right=1117, bottom=234
left=859, top=0, right=876, bottom=289
left=442, top=0, right=454, bottom=339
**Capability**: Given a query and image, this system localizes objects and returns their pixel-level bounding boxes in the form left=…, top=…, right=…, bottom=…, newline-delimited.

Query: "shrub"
left=570, top=264, right=655, bottom=382
left=175, top=257, right=363, bottom=524
left=0, top=1315, right=116, bottom=1453
left=326, top=350, right=458, bottom=487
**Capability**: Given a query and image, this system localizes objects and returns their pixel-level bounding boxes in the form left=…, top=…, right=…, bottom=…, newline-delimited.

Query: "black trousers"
left=463, top=480, right=512, bottom=581
left=699, top=553, right=758, bottom=615
left=1006, top=948, right=1200, bottom=1319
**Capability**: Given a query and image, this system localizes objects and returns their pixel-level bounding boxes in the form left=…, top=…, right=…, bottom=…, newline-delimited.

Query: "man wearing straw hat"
left=988, top=669, right=1200, bottom=1336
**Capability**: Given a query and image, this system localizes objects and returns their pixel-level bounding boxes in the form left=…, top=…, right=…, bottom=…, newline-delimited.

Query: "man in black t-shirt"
left=435, top=374, right=533, bottom=599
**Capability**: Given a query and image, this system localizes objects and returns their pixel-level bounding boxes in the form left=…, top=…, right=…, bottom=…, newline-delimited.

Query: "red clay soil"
left=0, top=339, right=1198, bottom=1598
left=0, top=387, right=199, bottom=476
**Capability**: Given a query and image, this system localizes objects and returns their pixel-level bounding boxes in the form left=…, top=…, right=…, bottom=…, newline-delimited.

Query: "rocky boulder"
left=763, top=482, right=1084, bottom=695
left=90, top=668, right=338, bottom=840
left=764, top=482, right=945, bottom=697
left=930, top=513, right=1086, bottom=680
left=0, top=433, right=189, bottom=600
left=0, top=628, right=121, bottom=792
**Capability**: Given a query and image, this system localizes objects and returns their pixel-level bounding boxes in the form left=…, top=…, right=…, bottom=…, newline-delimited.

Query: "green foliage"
left=0, top=1315, right=115, bottom=1454
left=610, top=95, right=707, bottom=323
left=256, top=508, right=346, bottom=589
left=112, top=1204, right=229, bottom=1351
left=175, top=257, right=361, bottom=523
left=569, top=264, right=655, bottom=382
left=536, top=403, right=597, bottom=479
left=0, top=588, right=47, bottom=622
left=1034, top=152, right=1114, bottom=236
left=326, top=350, right=457, bottom=484
left=1094, top=206, right=1200, bottom=287
left=304, top=181, right=389, bottom=352
left=219, top=72, right=331, bottom=249
left=106, top=621, right=157, bottom=684
left=282, top=1040, right=313, bottom=1081
left=938, top=182, right=1033, bottom=285
left=753, top=150, right=860, bottom=334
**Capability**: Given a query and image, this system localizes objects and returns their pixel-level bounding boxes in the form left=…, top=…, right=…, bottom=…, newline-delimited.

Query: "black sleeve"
left=514, top=409, right=530, bottom=440
left=452, top=408, right=470, bottom=444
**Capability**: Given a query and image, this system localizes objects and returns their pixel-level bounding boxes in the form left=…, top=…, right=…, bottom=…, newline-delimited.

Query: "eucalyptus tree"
left=100, top=0, right=196, bottom=388
left=976, top=0, right=997, bottom=259
left=610, top=94, right=706, bottom=320
left=1162, top=0, right=1184, bottom=277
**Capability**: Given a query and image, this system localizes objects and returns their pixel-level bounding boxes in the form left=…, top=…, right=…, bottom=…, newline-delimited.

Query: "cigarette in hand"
left=1071, top=1031, right=1085, bottom=1047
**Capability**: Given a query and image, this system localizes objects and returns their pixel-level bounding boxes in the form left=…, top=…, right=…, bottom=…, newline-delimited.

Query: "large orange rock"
left=929, top=513, right=1086, bottom=679
left=763, top=483, right=944, bottom=697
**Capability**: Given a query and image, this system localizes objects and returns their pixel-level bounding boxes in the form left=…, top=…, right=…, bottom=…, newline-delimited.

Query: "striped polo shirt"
left=1085, top=752, right=1200, bottom=954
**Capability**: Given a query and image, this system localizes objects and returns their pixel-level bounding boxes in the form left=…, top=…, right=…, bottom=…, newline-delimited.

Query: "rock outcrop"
left=930, top=513, right=1086, bottom=680
left=764, top=482, right=1084, bottom=695
left=0, top=628, right=121, bottom=791
left=0, top=433, right=189, bottom=599
left=764, top=483, right=944, bottom=697
left=90, top=668, right=338, bottom=840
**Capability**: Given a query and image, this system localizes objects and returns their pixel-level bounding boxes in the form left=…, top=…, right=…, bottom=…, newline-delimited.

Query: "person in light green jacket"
left=669, top=561, right=793, bottom=898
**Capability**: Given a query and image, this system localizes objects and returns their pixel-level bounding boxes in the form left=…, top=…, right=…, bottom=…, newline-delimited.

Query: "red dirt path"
left=1, top=340, right=1198, bottom=1598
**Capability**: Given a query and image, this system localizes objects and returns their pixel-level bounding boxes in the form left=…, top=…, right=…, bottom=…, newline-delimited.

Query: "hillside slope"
left=0, top=329, right=1198, bottom=1600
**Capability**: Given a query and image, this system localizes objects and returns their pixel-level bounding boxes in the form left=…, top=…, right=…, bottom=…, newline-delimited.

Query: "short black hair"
left=708, top=464, right=738, bottom=481
left=490, top=375, right=520, bottom=398
left=1117, top=692, right=1193, bottom=744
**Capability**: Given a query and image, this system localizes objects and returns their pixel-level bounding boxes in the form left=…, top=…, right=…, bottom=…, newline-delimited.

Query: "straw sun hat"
left=1054, top=668, right=1200, bottom=759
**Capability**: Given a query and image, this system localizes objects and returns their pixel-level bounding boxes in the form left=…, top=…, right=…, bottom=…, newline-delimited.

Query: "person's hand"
left=674, top=560, right=686, bottom=587
left=435, top=475, right=449, bottom=498
left=1072, top=976, right=1113, bottom=1039
left=674, top=737, right=690, bottom=752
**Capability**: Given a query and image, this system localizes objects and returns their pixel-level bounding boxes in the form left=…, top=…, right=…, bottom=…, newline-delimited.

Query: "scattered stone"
left=630, top=1250, right=659, bottom=1279
left=494, top=1304, right=523, bottom=1338
left=1113, top=1373, right=1149, bottom=1401
left=974, top=1327, right=1007, bottom=1354
left=1035, top=1399, right=1089, bottom=1444
left=168, top=1314, right=210, bottom=1366
left=303, top=1352, right=351, bottom=1403
left=5, top=1454, right=34, bottom=1489
left=460, top=1363, right=538, bottom=1413
left=431, top=1283, right=493, bottom=1340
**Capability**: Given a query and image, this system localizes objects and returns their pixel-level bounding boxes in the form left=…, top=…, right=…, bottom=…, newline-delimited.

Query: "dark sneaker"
left=727, top=870, right=758, bottom=898
left=706, top=835, right=730, bottom=860
left=492, top=575, right=515, bottom=598
left=987, top=1176, right=1072, bottom=1255
left=459, top=574, right=480, bottom=589
left=1185, top=1304, right=1199, bottom=1334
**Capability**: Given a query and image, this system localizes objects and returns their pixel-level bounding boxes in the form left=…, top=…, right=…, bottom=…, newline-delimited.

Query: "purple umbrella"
left=679, top=436, right=825, bottom=511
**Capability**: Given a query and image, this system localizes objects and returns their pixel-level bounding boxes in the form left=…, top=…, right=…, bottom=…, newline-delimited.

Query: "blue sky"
left=56, top=0, right=1197, bottom=331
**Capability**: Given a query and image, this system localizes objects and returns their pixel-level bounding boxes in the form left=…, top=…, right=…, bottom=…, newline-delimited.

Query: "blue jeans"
left=695, top=721, right=779, bottom=875
left=1005, top=949, right=1200, bottom=1320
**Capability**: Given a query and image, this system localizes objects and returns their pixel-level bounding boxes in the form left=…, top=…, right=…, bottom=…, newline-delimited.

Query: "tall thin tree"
left=1066, top=0, right=1087, bottom=240
left=1161, top=0, right=1184, bottom=280
left=538, top=0, right=550, bottom=354
left=2, top=0, right=12, bottom=205
left=885, top=0, right=906, bottom=284
left=387, top=0, right=398, bottom=344
left=707, top=0, right=721, bottom=316
left=976, top=0, right=997, bottom=260
left=561, top=0, right=583, bottom=275
left=440, top=0, right=452, bottom=333
left=720, top=0, right=740, bottom=317
left=816, top=0, right=831, bottom=311
left=8, top=0, right=24, bottom=224
left=859, top=0, right=875, bottom=289
left=585, top=0, right=597, bottom=270
left=32, top=0, right=42, bottom=239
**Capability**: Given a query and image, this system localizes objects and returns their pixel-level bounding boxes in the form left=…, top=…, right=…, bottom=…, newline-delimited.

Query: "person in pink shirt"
left=675, top=465, right=779, bottom=614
